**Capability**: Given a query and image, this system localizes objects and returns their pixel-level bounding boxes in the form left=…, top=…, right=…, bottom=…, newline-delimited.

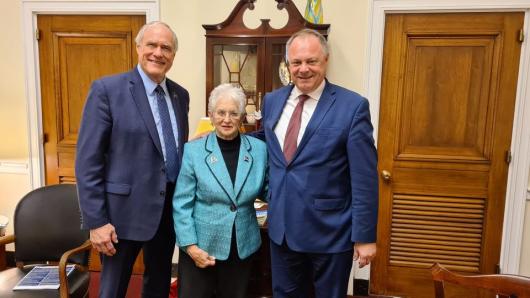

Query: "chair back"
left=13, top=184, right=89, bottom=265
left=431, top=263, right=530, bottom=298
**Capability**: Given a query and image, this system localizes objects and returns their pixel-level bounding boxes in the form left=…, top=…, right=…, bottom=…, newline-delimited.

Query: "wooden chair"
left=431, top=263, right=530, bottom=298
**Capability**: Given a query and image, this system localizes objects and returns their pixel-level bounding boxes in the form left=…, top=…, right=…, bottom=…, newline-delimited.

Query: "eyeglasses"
left=214, top=110, right=241, bottom=120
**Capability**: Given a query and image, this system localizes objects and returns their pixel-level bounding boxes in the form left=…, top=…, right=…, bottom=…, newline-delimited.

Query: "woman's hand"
left=186, top=245, right=216, bottom=268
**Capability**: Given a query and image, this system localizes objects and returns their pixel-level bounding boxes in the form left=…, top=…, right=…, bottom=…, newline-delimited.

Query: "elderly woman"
left=173, top=83, right=267, bottom=298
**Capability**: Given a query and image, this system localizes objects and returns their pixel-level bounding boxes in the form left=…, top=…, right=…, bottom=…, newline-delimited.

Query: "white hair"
left=208, top=84, right=247, bottom=115
left=135, top=21, right=178, bottom=52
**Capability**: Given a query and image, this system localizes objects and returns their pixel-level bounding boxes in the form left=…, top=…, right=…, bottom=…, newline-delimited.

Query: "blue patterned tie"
left=155, top=85, right=179, bottom=182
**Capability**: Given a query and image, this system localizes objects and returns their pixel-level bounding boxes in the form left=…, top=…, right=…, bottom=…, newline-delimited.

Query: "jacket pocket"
left=105, top=182, right=131, bottom=195
left=314, top=198, right=346, bottom=211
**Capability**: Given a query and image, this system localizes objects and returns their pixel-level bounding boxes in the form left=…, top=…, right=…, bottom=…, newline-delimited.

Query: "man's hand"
left=353, top=242, right=376, bottom=268
left=186, top=245, right=216, bottom=268
left=90, top=223, right=118, bottom=256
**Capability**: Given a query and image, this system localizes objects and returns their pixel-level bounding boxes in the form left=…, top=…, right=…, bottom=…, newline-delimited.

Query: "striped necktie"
left=283, top=94, right=309, bottom=163
left=155, top=85, right=179, bottom=182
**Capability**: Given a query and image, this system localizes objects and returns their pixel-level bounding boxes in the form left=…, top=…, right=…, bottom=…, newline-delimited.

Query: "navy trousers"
left=99, top=183, right=176, bottom=298
left=270, top=239, right=353, bottom=298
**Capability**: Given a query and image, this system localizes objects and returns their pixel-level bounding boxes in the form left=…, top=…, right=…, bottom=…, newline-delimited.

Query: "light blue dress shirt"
left=137, top=65, right=179, bottom=161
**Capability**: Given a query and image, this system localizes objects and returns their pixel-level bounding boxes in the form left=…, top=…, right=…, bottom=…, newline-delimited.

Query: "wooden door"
left=38, top=15, right=145, bottom=184
left=371, top=12, right=523, bottom=298
left=38, top=14, right=146, bottom=275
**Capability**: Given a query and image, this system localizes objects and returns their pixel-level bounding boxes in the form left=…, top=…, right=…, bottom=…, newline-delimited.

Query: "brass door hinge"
left=36, top=29, right=41, bottom=41
left=519, top=28, right=524, bottom=42
left=505, top=150, right=512, bottom=164
left=495, top=263, right=501, bottom=274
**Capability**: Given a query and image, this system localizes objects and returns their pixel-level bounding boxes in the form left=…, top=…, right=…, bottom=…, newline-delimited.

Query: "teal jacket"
left=172, top=133, right=268, bottom=260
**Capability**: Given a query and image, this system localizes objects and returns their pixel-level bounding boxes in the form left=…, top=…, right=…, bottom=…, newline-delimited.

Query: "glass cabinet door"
left=269, top=40, right=291, bottom=91
left=213, top=44, right=259, bottom=117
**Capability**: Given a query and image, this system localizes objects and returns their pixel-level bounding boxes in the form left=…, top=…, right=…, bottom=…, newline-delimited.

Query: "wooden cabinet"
left=203, top=0, right=329, bottom=131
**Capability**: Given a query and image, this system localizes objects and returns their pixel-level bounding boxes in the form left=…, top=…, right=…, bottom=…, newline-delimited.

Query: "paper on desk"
left=13, top=265, right=75, bottom=290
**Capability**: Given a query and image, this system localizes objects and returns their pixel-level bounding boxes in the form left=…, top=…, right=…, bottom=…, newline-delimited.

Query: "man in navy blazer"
left=76, top=21, right=189, bottom=297
left=255, top=29, right=379, bottom=297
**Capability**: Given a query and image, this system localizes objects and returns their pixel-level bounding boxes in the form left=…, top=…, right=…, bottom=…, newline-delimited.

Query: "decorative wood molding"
left=365, top=0, right=530, bottom=275
left=21, top=0, right=158, bottom=188
left=0, top=161, right=29, bottom=175
left=203, top=0, right=329, bottom=37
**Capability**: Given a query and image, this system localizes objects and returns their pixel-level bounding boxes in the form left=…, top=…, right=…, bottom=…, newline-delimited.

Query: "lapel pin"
left=244, top=155, right=250, bottom=162
left=209, top=156, right=218, bottom=163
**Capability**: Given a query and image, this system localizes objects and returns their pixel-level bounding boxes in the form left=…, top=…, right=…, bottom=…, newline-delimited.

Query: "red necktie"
left=283, top=94, right=309, bottom=163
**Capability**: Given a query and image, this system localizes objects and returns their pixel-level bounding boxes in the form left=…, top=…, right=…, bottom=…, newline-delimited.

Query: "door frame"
left=365, top=0, right=530, bottom=275
left=21, top=0, right=158, bottom=187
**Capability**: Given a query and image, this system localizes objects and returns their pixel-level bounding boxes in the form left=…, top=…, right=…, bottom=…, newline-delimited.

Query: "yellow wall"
left=0, top=0, right=529, bottom=277
left=0, top=0, right=28, bottom=159
left=0, top=0, right=31, bottom=248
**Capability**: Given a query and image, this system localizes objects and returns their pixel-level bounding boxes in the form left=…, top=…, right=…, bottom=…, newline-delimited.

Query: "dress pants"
left=177, top=227, right=254, bottom=298
left=270, top=239, right=353, bottom=298
left=99, top=183, right=176, bottom=298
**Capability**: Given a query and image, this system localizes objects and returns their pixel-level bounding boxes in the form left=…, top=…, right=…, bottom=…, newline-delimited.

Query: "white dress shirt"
left=274, top=80, right=326, bottom=150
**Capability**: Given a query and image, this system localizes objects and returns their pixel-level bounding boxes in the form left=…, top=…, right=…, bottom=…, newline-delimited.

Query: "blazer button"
left=160, top=191, right=165, bottom=196
left=230, top=204, right=236, bottom=212
left=161, top=168, right=166, bottom=173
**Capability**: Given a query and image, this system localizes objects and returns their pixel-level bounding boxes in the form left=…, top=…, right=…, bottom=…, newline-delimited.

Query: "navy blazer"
left=255, top=81, right=378, bottom=253
left=76, top=67, right=189, bottom=241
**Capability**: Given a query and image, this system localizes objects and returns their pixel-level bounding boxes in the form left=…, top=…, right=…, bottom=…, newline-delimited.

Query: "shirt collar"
left=292, top=79, right=326, bottom=101
left=136, top=64, right=168, bottom=95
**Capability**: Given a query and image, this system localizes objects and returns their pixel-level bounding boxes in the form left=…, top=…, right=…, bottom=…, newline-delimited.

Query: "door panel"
left=372, top=12, right=523, bottom=298
left=400, top=38, right=494, bottom=160
left=38, top=14, right=146, bottom=275
left=38, top=15, right=144, bottom=184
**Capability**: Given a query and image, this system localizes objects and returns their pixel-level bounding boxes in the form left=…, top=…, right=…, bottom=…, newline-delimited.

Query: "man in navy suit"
left=76, top=21, right=189, bottom=298
left=256, top=29, right=379, bottom=297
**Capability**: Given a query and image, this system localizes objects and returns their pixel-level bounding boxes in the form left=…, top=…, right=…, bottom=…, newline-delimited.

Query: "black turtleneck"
left=217, top=134, right=241, bottom=185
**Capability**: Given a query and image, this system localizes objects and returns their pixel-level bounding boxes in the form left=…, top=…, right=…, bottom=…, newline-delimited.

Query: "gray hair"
left=285, top=29, right=329, bottom=63
left=135, top=21, right=178, bottom=52
left=208, top=84, right=247, bottom=115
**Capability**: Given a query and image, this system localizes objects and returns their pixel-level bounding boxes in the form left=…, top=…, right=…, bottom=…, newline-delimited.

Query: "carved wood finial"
left=248, top=0, right=255, bottom=10
left=276, top=0, right=286, bottom=10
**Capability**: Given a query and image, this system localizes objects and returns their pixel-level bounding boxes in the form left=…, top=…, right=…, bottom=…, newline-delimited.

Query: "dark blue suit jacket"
left=75, top=67, right=189, bottom=241
left=255, top=81, right=378, bottom=253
